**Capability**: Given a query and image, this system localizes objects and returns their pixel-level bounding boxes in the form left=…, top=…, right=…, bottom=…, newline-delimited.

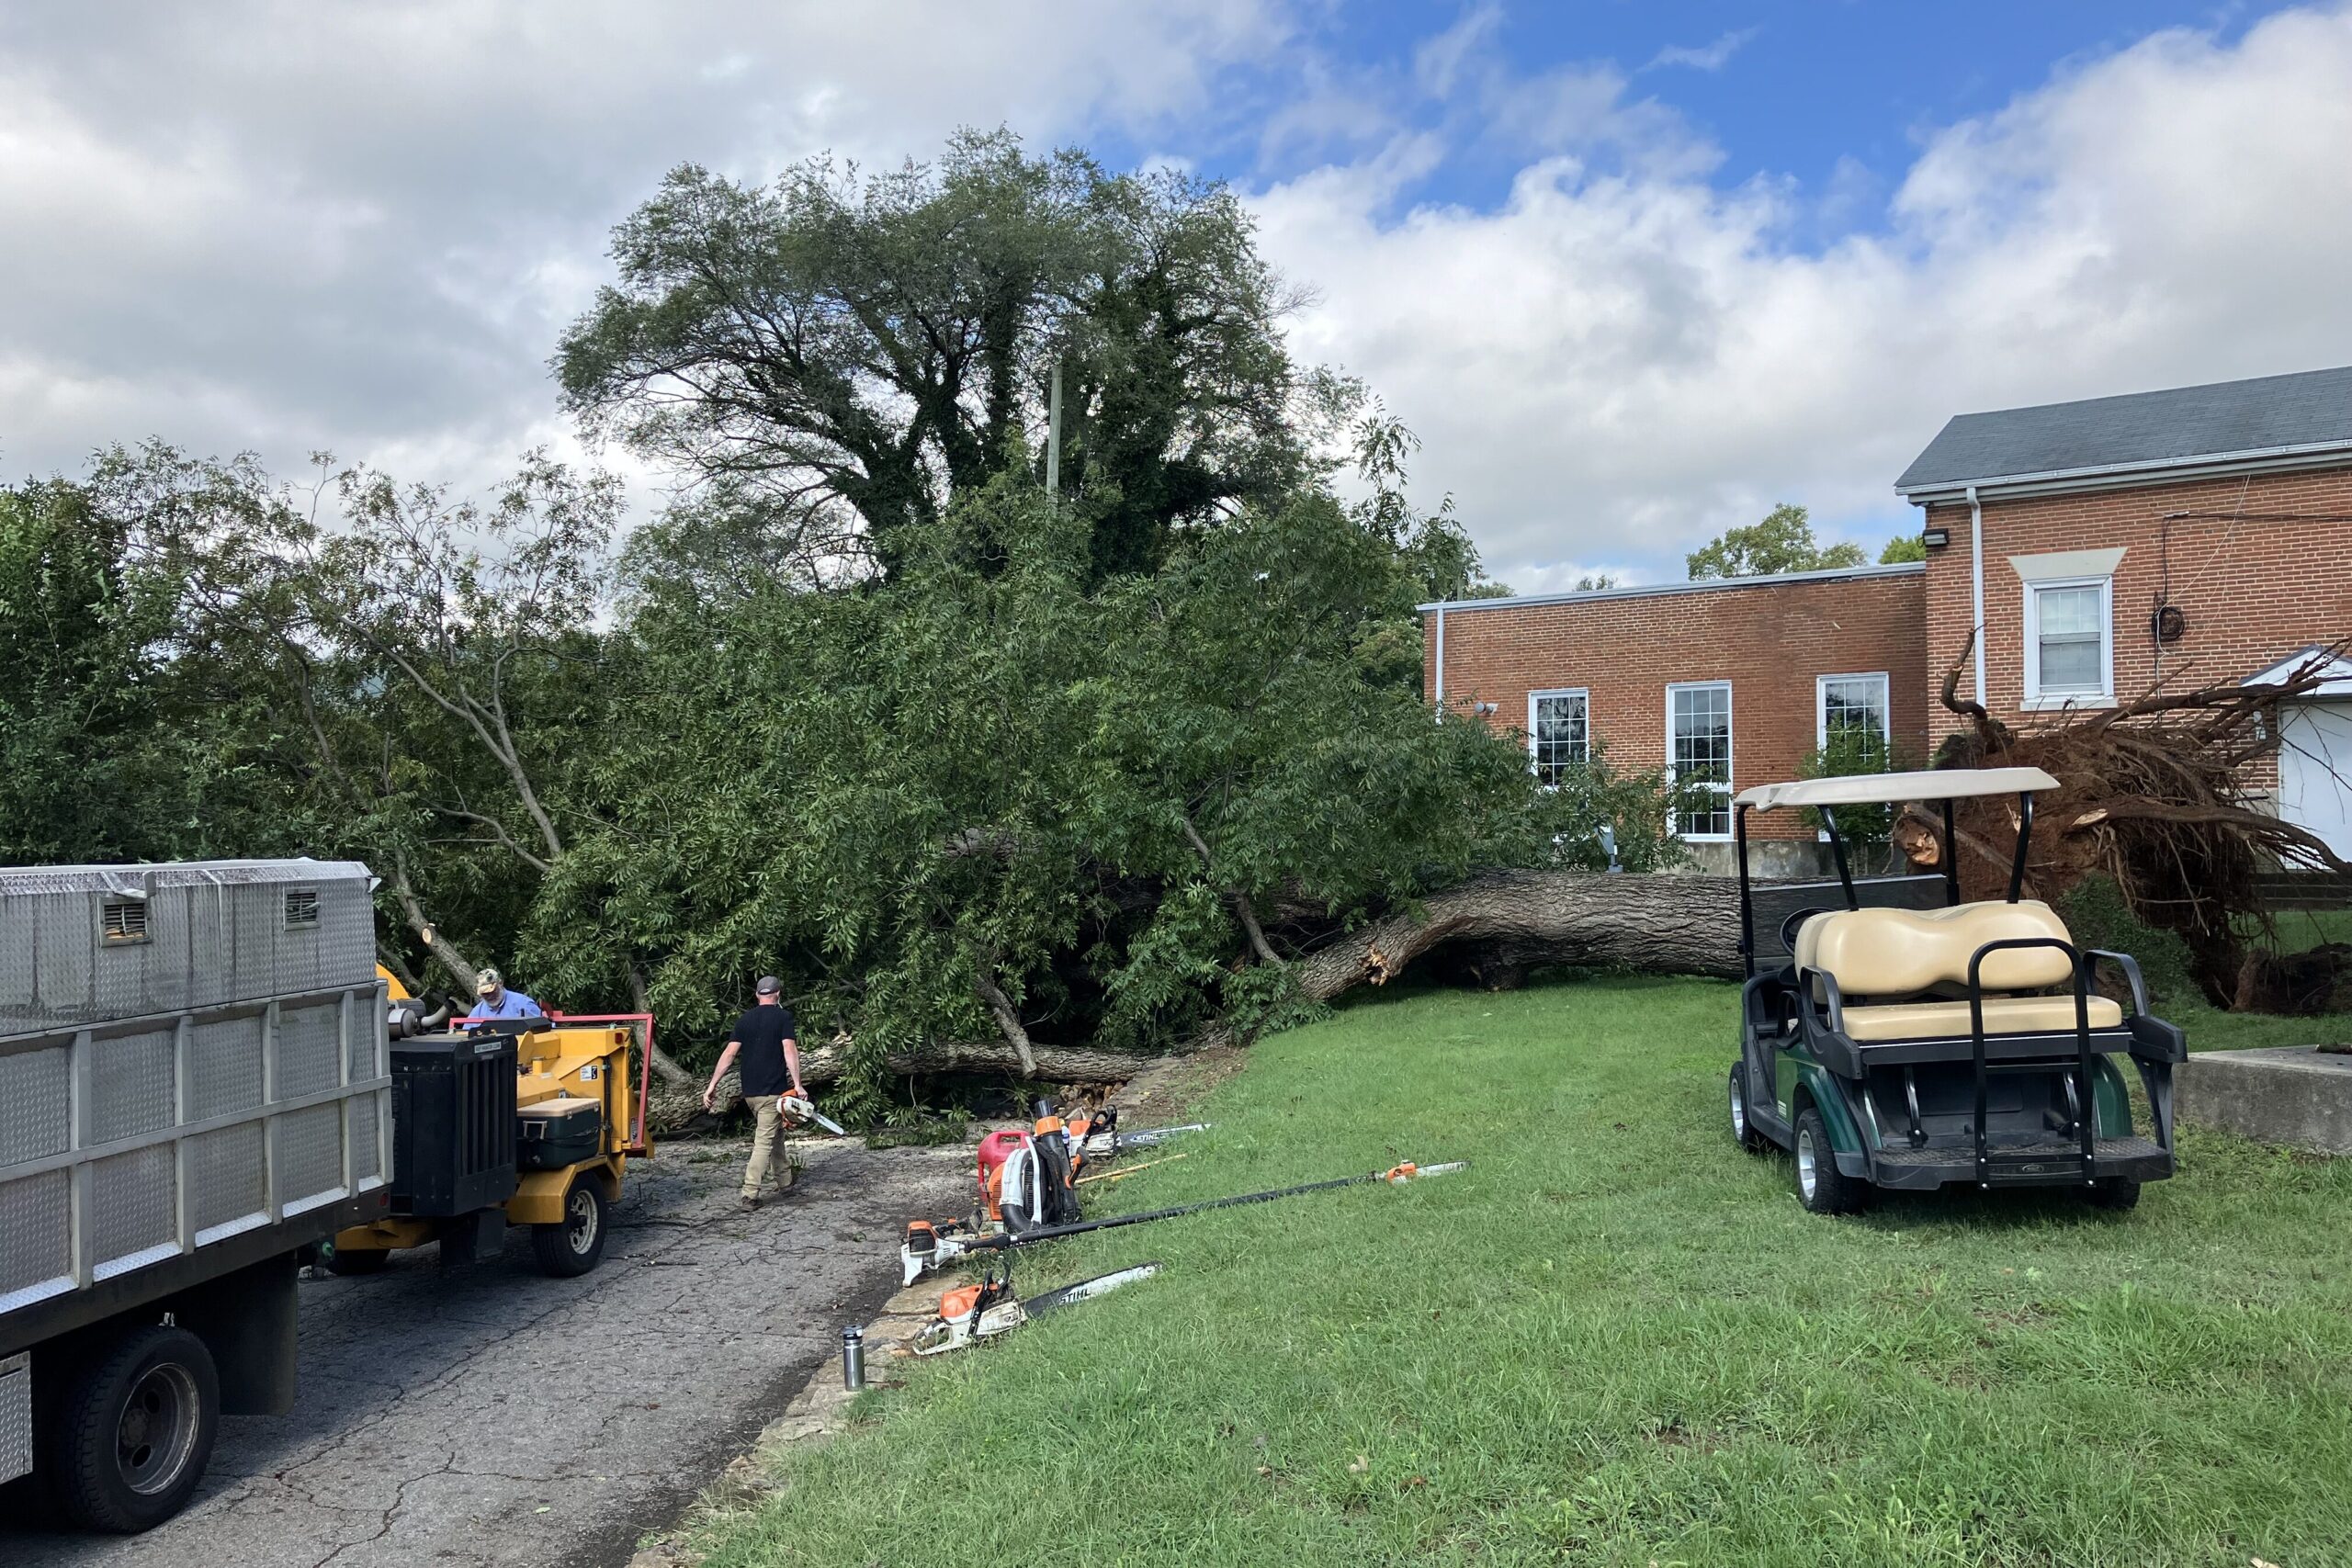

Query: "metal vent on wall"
left=100, top=899, right=149, bottom=945
left=283, top=888, right=320, bottom=929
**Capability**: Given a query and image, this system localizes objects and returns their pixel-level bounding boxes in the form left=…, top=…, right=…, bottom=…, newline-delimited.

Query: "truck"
left=1, top=861, right=391, bottom=1531
left=0, top=859, right=655, bottom=1532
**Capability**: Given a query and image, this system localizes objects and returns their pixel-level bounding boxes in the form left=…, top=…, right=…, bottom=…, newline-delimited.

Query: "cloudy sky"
left=6, top=1, right=2350, bottom=589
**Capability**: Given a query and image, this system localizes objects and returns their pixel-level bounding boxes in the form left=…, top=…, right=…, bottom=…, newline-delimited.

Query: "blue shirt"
left=469, top=989, right=544, bottom=1020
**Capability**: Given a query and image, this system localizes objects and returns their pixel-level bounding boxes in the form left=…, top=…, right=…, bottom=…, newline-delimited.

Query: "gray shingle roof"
left=1896, top=365, right=2352, bottom=494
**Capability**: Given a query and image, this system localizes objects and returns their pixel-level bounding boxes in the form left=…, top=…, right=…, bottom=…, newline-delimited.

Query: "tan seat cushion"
left=1838, top=994, right=2123, bottom=1043
left=1794, top=899, right=2077, bottom=996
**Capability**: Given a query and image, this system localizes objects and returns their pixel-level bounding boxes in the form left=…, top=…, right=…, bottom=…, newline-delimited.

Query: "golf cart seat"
left=1793, top=899, right=2124, bottom=1042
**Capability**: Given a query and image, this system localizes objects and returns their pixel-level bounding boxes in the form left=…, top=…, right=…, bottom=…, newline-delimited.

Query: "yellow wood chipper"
left=325, top=969, right=654, bottom=1278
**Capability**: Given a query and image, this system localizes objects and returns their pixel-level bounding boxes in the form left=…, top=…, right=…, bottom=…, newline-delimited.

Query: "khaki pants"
left=741, top=1099, right=792, bottom=1198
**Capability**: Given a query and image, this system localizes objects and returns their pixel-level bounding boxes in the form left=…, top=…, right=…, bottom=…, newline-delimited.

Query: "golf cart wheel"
left=2086, top=1177, right=2141, bottom=1212
left=325, top=1244, right=390, bottom=1276
left=1728, top=1064, right=1765, bottom=1153
left=533, top=1175, right=609, bottom=1277
left=49, top=1324, right=219, bottom=1532
left=1792, top=1107, right=1866, bottom=1215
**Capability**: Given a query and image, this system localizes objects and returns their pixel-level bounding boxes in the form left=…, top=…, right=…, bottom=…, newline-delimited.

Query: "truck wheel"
left=51, top=1324, right=219, bottom=1532
left=325, top=1245, right=390, bottom=1276
left=532, top=1176, right=608, bottom=1277
left=1793, top=1107, right=1866, bottom=1215
left=1729, top=1064, right=1765, bottom=1153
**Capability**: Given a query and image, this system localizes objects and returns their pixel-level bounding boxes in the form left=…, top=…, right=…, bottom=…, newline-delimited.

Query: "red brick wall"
left=1920, top=467, right=2352, bottom=755
left=1422, top=570, right=1929, bottom=840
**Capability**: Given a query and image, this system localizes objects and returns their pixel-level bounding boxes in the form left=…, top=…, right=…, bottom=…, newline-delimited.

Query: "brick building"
left=1422, top=563, right=1928, bottom=854
left=1897, top=366, right=2352, bottom=863
left=1421, top=365, right=2352, bottom=865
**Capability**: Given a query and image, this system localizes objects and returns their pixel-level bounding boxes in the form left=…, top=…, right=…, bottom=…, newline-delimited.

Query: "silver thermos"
left=842, top=1325, right=866, bottom=1392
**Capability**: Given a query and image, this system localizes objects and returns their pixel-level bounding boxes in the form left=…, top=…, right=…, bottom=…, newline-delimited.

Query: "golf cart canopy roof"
left=1734, top=766, right=2060, bottom=812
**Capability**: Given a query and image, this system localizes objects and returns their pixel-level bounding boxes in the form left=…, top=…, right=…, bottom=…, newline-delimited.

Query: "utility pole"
left=1046, top=360, right=1063, bottom=498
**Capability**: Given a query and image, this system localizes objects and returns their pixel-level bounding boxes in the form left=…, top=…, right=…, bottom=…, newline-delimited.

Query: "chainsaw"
left=779, top=1093, right=848, bottom=1136
left=900, top=1159, right=1467, bottom=1283
left=909, top=1257, right=1163, bottom=1356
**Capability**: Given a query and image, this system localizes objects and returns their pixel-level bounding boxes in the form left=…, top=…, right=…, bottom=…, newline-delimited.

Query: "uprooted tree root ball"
left=1898, top=634, right=2352, bottom=1007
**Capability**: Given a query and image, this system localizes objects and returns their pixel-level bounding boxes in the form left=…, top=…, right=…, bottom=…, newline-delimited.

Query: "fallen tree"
left=666, top=870, right=1749, bottom=1128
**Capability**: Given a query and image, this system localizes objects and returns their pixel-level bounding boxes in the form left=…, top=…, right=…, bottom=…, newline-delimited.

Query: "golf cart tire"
left=1728, top=1064, right=1766, bottom=1154
left=533, top=1175, right=609, bottom=1278
left=1792, top=1106, right=1866, bottom=1215
left=2086, top=1177, right=2141, bottom=1212
left=49, top=1323, right=220, bottom=1533
left=325, top=1245, right=390, bottom=1276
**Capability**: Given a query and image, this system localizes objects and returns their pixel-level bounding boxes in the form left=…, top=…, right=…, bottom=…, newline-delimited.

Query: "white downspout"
left=1968, top=484, right=1986, bottom=706
left=1432, top=604, right=1447, bottom=721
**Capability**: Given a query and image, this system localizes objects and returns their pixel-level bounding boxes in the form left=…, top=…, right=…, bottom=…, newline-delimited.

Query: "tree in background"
left=1879, top=533, right=1928, bottom=564
left=557, top=129, right=1311, bottom=584
left=0, top=479, right=280, bottom=863
left=1685, top=502, right=1867, bottom=580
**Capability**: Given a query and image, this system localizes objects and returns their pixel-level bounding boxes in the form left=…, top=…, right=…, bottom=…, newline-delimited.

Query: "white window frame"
left=1526, top=687, right=1589, bottom=784
left=1666, top=680, right=1734, bottom=841
left=2021, top=574, right=2114, bottom=710
left=1815, top=671, right=1892, bottom=750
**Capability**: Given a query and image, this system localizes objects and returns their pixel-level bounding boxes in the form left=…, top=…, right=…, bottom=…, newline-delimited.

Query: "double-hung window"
left=1816, top=672, right=1891, bottom=764
left=1527, top=689, right=1589, bottom=784
left=2023, top=576, right=2113, bottom=707
left=1667, top=682, right=1733, bottom=839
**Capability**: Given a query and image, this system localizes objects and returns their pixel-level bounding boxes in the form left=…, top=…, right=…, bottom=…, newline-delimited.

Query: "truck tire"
left=1792, top=1106, right=1867, bottom=1215
left=50, top=1324, right=219, bottom=1532
left=532, top=1176, right=608, bottom=1278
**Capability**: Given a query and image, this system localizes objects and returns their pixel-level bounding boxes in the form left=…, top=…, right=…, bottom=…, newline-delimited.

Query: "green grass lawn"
left=702, top=978, right=2352, bottom=1567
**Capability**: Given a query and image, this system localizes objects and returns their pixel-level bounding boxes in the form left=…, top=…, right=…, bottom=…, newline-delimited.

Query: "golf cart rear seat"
left=1793, top=899, right=2124, bottom=1042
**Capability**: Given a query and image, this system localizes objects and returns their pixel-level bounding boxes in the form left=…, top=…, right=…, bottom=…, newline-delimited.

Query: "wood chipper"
left=326, top=971, right=654, bottom=1277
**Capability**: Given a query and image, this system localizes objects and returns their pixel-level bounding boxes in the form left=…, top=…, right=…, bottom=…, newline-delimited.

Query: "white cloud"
left=1252, top=4, right=2352, bottom=587
left=5, top=0, right=2349, bottom=600
left=0, top=0, right=1293, bottom=492
left=1646, top=27, right=1761, bottom=73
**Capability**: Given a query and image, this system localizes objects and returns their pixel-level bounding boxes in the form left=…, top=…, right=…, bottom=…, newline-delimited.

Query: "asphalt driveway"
left=2, top=1134, right=971, bottom=1568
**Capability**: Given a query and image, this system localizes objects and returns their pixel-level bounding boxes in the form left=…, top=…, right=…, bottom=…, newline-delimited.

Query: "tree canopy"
left=1685, top=502, right=1868, bottom=580
left=556, top=130, right=1314, bottom=585
left=4, top=129, right=1698, bottom=1115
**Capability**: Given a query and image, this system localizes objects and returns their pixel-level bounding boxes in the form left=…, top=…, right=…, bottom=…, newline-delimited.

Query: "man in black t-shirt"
left=701, top=976, right=806, bottom=1210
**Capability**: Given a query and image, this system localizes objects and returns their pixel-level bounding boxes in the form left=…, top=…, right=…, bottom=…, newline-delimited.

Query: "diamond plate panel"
left=188, top=1121, right=266, bottom=1235
left=0, top=862, right=379, bottom=1032
left=0, top=1170, right=71, bottom=1305
left=277, top=1002, right=341, bottom=1099
left=188, top=1014, right=265, bottom=1121
left=90, top=1026, right=178, bottom=1145
left=272, top=1103, right=344, bottom=1210
left=0, top=1045, right=70, bottom=1168
left=348, top=1003, right=384, bottom=1083
left=2, top=1352, right=29, bottom=1487
left=349, top=1090, right=381, bottom=1184
left=89, top=1144, right=176, bottom=1271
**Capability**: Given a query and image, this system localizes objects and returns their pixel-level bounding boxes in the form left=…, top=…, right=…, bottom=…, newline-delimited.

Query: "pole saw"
left=901, top=1159, right=1467, bottom=1283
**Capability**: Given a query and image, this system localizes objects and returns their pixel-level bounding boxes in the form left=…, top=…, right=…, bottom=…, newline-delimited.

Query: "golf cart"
left=1726, top=766, right=2183, bottom=1213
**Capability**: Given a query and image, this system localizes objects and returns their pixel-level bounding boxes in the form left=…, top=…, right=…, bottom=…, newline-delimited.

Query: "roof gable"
left=1897, top=365, right=2352, bottom=495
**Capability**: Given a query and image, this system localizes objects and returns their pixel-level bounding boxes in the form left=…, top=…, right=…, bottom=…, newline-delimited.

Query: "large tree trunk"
left=658, top=872, right=1743, bottom=1133
left=1289, top=869, right=1743, bottom=1002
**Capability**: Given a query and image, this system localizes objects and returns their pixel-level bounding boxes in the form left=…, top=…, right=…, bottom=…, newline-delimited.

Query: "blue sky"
left=3, top=2, right=2346, bottom=590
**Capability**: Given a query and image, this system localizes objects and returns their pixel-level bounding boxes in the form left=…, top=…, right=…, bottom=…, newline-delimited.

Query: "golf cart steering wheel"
left=1780, top=908, right=1832, bottom=954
